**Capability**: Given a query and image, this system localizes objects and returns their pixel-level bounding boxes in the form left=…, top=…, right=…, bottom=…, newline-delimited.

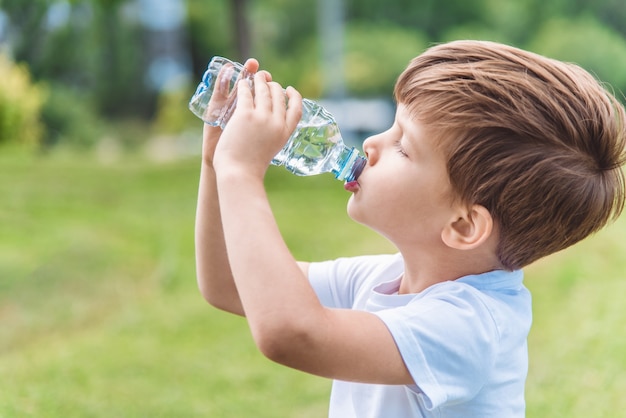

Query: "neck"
left=397, top=246, right=502, bottom=295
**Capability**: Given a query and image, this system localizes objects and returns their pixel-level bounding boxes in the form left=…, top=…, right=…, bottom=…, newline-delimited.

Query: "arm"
left=195, top=59, right=261, bottom=316
left=212, top=74, right=413, bottom=384
left=195, top=160, right=309, bottom=315
left=195, top=123, right=243, bottom=315
left=195, top=60, right=311, bottom=316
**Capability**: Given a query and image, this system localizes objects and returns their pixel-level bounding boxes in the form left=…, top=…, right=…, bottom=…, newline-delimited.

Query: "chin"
left=346, top=197, right=370, bottom=227
left=346, top=196, right=361, bottom=222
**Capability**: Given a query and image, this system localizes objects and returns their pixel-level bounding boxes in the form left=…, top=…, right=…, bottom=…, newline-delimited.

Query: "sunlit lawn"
left=1, top=147, right=625, bottom=417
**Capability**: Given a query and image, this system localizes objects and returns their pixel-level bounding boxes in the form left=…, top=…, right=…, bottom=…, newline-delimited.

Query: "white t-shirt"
left=308, top=253, right=532, bottom=418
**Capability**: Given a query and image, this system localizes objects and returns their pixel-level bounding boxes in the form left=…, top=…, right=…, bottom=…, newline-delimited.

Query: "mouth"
left=344, top=180, right=360, bottom=193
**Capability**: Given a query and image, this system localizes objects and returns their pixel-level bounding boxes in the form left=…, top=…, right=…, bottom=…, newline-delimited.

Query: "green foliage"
left=0, top=53, right=46, bottom=147
left=247, top=21, right=428, bottom=99
left=249, top=0, right=318, bottom=55
left=4, top=0, right=626, bottom=149
left=482, top=0, right=532, bottom=36
left=153, top=84, right=199, bottom=134
left=187, top=0, right=238, bottom=66
left=90, top=2, right=156, bottom=118
left=39, top=84, right=104, bottom=149
left=345, top=0, right=483, bottom=39
left=344, top=22, right=428, bottom=97
left=441, top=24, right=512, bottom=45
left=3, top=0, right=155, bottom=119
left=527, top=16, right=626, bottom=99
left=255, top=36, right=322, bottom=98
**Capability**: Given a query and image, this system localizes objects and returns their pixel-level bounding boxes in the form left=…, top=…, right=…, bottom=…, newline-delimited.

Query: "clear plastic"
left=189, top=56, right=366, bottom=182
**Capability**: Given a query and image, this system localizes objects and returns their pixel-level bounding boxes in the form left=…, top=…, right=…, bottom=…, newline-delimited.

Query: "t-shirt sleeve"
left=307, top=254, right=401, bottom=309
left=374, top=283, right=500, bottom=409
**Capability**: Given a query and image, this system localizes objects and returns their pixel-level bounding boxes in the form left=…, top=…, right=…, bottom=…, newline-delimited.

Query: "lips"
left=344, top=180, right=360, bottom=193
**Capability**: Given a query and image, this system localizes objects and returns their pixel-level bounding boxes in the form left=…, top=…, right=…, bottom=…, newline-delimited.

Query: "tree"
left=231, top=0, right=250, bottom=60
left=528, top=16, right=626, bottom=100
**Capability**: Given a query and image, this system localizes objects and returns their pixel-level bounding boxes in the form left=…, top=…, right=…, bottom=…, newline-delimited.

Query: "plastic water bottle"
left=189, top=56, right=366, bottom=183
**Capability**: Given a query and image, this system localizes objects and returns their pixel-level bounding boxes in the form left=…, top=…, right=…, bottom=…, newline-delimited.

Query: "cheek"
left=346, top=187, right=399, bottom=227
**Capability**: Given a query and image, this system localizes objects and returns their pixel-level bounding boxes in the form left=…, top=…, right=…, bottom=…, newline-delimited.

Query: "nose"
left=362, top=134, right=380, bottom=165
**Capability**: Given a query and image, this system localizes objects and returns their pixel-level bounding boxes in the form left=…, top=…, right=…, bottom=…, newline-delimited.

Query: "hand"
left=202, top=58, right=273, bottom=164
left=213, top=72, right=303, bottom=179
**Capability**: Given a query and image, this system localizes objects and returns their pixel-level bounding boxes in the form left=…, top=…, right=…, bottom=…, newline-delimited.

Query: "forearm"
left=195, top=149, right=244, bottom=316
left=210, top=75, right=327, bottom=360
left=215, top=168, right=324, bottom=352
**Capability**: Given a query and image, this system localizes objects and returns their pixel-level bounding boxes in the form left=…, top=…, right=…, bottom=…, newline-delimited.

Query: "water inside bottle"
left=272, top=119, right=344, bottom=176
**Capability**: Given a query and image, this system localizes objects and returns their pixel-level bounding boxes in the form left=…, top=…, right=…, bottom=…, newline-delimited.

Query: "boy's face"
left=347, top=104, right=457, bottom=248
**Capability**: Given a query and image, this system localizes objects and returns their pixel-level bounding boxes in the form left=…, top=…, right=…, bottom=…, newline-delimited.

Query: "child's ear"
left=441, top=204, right=493, bottom=250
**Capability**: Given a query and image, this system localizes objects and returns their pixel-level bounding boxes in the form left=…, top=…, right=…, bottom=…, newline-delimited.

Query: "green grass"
left=1, top=148, right=625, bottom=417
left=525, top=215, right=626, bottom=417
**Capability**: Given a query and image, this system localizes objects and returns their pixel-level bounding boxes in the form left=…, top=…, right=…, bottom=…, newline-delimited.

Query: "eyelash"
left=394, top=139, right=409, bottom=157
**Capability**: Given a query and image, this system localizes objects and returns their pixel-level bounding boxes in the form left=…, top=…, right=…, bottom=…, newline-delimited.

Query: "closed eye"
left=394, top=139, right=409, bottom=158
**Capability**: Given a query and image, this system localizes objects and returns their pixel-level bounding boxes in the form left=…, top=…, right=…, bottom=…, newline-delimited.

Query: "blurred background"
left=1, top=0, right=626, bottom=417
left=2, top=0, right=626, bottom=152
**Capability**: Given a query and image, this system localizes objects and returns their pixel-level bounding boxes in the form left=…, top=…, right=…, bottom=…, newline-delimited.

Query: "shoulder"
left=373, top=273, right=531, bottom=406
left=374, top=269, right=532, bottom=375
left=374, top=269, right=532, bottom=359
left=307, top=253, right=404, bottom=309
left=400, top=270, right=532, bottom=342
left=308, top=253, right=403, bottom=286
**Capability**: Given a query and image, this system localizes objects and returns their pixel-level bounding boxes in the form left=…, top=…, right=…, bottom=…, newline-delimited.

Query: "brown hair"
left=394, top=40, right=626, bottom=270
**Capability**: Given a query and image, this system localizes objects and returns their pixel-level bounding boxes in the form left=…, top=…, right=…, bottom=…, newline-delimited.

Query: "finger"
left=253, top=72, right=272, bottom=110
left=236, top=77, right=254, bottom=108
left=285, top=86, right=303, bottom=132
left=243, top=58, right=259, bottom=74
left=242, top=58, right=271, bottom=82
left=258, top=70, right=273, bottom=82
left=269, top=81, right=286, bottom=118
left=213, top=64, right=235, bottom=99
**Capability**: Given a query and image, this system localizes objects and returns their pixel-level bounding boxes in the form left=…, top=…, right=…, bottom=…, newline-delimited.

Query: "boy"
left=194, top=40, right=626, bottom=417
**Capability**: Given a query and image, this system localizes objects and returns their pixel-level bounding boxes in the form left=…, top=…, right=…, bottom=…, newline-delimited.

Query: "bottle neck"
left=333, top=146, right=367, bottom=182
